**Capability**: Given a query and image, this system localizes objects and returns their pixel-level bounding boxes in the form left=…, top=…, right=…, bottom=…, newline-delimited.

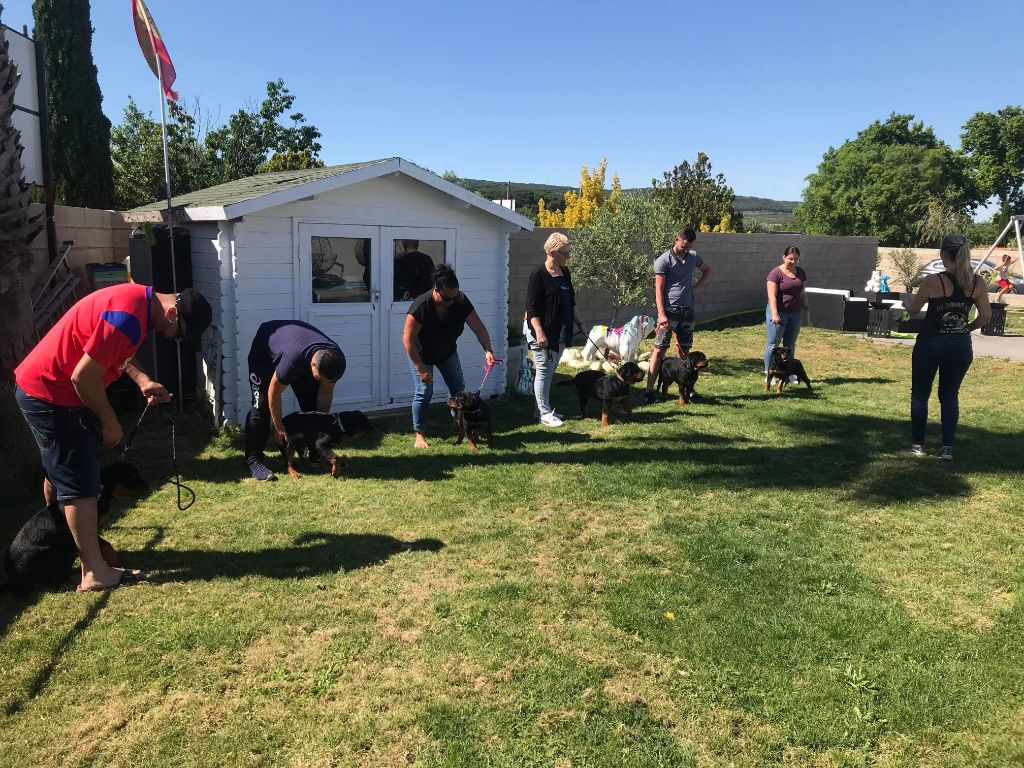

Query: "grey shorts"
left=654, top=307, right=696, bottom=350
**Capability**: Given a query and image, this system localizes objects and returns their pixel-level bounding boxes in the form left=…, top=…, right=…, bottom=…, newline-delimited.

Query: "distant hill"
left=456, top=178, right=797, bottom=224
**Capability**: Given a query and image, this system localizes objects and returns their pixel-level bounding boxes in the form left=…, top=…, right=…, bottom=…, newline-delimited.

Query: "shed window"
left=311, top=237, right=371, bottom=303
left=393, top=239, right=446, bottom=301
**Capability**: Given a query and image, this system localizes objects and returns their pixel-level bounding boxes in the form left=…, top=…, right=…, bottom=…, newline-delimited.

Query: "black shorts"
left=654, top=307, right=696, bottom=350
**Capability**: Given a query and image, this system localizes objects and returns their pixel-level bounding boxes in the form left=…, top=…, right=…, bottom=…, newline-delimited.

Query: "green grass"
left=2, top=320, right=1022, bottom=767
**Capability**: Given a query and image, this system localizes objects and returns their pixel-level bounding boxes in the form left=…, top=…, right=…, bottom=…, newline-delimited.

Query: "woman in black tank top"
left=902, top=235, right=991, bottom=460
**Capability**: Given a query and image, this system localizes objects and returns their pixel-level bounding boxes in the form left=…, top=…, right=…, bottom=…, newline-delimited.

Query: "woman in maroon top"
left=764, top=246, right=810, bottom=381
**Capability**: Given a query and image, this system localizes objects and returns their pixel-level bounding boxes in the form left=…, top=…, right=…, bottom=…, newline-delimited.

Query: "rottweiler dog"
left=2, top=461, right=148, bottom=593
left=656, top=351, right=709, bottom=405
left=446, top=391, right=493, bottom=452
left=766, top=346, right=812, bottom=394
left=280, top=410, right=374, bottom=479
left=557, top=361, right=645, bottom=425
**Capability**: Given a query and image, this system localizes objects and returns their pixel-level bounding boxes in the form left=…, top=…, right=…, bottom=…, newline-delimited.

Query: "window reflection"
left=311, top=237, right=371, bottom=303
left=393, top=239, right=446, bottom=301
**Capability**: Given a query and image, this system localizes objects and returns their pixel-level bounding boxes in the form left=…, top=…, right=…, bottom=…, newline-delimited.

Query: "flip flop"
left=77, top=569, right=149, bottom=592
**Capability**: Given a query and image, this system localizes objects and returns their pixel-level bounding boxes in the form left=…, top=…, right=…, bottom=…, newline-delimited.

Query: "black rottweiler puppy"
left=656, top=351, right=709, bottom=405
left=2, top=461, right=148, bottom=593
left=280, top=410, right=374, bottom=478
left=556, top=361, right=645, bottom=425
left=766, top=346, right=812, bottom=394
left=446, top=391, right=493, bottom=452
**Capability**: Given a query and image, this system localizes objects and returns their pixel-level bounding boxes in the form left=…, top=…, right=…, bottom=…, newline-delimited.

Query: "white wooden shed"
left=127, top=158, right=534, bottom=425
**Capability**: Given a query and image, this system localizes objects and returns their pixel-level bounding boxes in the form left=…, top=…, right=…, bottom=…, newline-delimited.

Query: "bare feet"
left=77, top=565, right=147, bottom=592
left=413, top=432, right=429, bottom=449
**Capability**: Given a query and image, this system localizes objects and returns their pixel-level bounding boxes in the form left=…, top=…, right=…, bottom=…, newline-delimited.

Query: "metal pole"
left=974, top=218, right=1016, bottom=273
left=154, top=53, right=184, bottom=410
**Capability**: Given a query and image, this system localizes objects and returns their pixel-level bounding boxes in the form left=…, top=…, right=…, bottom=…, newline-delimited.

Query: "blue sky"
left=3, top=0, right=1018, bottom=201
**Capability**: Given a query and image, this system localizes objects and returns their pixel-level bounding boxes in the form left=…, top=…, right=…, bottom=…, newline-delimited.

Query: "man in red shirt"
left=14, top=284, right=212, bottom=591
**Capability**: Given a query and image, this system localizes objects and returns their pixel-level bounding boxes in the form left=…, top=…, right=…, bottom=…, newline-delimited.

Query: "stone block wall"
left=26, top=205, right=133, bottom=291
left=510, top=228, right=879, bottom=330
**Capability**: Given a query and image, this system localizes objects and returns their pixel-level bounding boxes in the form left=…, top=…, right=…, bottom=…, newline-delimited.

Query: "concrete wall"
left=26, top=205, right=132, bottom=290
left=510, top=228, right=879, bottom=329
left=877, top=246, right=1022, bottom=290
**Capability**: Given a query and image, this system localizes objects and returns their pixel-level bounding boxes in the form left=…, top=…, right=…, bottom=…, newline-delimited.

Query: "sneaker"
left=939, top=446, right=953, bottom=461
left=247, top=458, right=277, bottom=481
left=553, top=411, right=566, bottom=420
left=539, top=413, right=564, bottom=427
left=901, top=445, right=926, bottom=457
left=643, top=390, right=658, bottom=404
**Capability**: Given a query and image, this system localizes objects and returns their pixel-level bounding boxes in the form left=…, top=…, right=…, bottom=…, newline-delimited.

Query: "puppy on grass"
left=280, top=410, right=374, bottom=478
left=556, top=361, right=645, bottom=425
left=2, top=462, right=148, bottom=593
left=766, top=346, right=812, bottom=394
left=655, top=351, right=709, bottom=405
left=446, top=391, right=493, bottom=452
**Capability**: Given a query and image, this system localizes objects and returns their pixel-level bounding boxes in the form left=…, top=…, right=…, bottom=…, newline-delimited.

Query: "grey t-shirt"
left=653, top=248, right=704, bottom=309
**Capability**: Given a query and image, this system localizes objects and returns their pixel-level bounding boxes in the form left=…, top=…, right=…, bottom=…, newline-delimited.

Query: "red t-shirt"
left=15, top=283, right=152, bottom=406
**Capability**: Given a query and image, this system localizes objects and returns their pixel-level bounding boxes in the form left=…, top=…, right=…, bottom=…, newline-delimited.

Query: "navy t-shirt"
left=251, top=320, right=340, bottom=385
left=556, top=275, right=572, bottom=326
left=408, top=290, right=475, bottom=364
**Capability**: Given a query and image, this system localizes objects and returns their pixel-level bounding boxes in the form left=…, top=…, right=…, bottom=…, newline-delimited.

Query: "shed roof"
left=124, top=157, right=534, bottom=230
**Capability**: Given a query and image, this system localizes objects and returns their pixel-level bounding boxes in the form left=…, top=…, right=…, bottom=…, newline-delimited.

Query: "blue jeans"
left=529, top=341, right=561, bottom=418
left=911, top=334, right=973, bottom=447
left=764, top=306, right=803, bottom=373
left=408, top=352, right=465, bottom=434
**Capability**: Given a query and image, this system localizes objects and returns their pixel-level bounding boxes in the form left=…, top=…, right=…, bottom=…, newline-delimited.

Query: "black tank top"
left=919, top=272, right=976, bottom=337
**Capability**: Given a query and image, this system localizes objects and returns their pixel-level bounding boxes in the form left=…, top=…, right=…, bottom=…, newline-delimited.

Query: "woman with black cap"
left=902, top=234, right=991, bottom=460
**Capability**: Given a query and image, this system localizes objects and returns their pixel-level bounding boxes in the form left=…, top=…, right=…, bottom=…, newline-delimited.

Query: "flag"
left=131, top=0, right=178, bottom=101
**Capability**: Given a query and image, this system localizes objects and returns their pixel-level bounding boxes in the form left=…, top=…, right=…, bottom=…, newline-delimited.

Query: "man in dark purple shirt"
left=245, top=320, right=346, bottom=480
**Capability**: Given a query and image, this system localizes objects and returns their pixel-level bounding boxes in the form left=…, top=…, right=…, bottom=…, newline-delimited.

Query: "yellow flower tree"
left=537, top=159, right=621, bottom=227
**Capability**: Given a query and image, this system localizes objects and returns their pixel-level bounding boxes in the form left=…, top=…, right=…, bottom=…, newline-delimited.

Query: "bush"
left=888, top=247, right=922, bottom=291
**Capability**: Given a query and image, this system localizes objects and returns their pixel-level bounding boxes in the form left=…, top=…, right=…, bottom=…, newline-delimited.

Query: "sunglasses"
left=557, top=249, right=571, bottom=256
left=435, top=290, right=458, bottom=304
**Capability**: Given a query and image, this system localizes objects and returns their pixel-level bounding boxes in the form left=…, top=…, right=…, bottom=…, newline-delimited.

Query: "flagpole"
left=154, top=49, right=184, bottom=410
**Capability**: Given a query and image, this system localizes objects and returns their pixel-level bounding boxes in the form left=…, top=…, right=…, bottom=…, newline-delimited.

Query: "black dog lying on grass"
left=766, top=346, right=812, bottom=394
left=280, top=410, right=374, bottom=479
left=2, top=461, right=148, bottom=593
left=557, top=361, right=645, bottom=425
left=656, top=351, right=709, bottom=405
left=446, top=391, right=493, bottom=452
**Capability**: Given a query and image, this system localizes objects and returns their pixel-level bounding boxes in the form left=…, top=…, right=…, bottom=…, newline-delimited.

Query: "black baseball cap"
left=176, top=288, right=213, bottom=351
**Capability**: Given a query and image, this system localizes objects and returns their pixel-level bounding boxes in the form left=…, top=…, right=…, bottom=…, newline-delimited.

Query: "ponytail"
left=939, top=234, right=972, bottom=292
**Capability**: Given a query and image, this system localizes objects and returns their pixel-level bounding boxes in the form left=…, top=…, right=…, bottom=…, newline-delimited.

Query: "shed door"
left=298, top=223, right=381, bottom=407
left=381, top=227, right=456, bottom=403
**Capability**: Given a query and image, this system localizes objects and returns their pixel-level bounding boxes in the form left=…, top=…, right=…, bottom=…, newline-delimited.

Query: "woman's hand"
left=418, top=368, right=433, bottom=384
left=484, top=350, right=495, bottom=366
left=771, top=312, right=781, bottom=325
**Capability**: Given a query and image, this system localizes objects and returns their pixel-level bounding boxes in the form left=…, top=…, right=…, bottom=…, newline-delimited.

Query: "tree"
left=205, top=79, right=322, bottom=183
left=917, top=197, right=971, bottom=245
left=537, top=158, right=620, bottom=227
left=259, top=150, right=325, bottom=174
left=0, top=12, right=46, bottom=495
left=33, top=0, right=113, bottom=208
left=650, top=152, right=743, bottom=232
left=111, top=98, right=215, bottom=210
left=570, top=193, right=678, bottom=324
left=960, top=106, right=1024, bottom=226
left=794, top=113, right=978, bottom=246
left=887, top=247, right=923, bottom=291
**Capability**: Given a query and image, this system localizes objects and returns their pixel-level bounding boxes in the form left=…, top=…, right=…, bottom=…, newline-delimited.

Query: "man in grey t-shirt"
left=644, top=228, right=712, bottom=403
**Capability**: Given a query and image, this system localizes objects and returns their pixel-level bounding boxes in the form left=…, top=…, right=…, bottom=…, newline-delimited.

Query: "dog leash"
left=478, top=357, right=503, bottom=390
left=574, top=321, right=624, bottom=372
left=120, top=401, right=151, bottom=459
left=169, top=413, right=195, bottom=511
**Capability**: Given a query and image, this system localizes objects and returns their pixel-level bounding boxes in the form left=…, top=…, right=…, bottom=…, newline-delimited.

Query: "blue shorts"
left=15, top=387, right=103, bottom=502
left=654, top=307, right=696, bottom=350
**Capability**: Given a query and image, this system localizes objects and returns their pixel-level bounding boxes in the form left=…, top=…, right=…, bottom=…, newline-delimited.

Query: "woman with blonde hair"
left=524, top=232, right=582, bottom=426
left=902, top=234, right=991, bottom=460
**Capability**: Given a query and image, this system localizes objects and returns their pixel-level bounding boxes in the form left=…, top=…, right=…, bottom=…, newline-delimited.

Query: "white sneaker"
left=540, top=413, right=564, bottom=427
left=553, top=411, right=565, bottom=420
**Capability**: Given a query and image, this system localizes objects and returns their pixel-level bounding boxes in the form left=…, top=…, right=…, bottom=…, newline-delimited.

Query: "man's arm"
left=654, top=274, right=667, bottom=323
left=71, top=354, right=122, bottom=447
left=268, top=373, right=288, bottom=445
left=123, top=358, right=171, bottom=404
left=693, top=262, right=712, bottom=292
left=317, top=379, right=336, bottom=412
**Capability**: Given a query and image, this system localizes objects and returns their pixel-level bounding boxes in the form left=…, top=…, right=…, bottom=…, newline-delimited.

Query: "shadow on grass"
left=136, top=531, right=444, bottom=583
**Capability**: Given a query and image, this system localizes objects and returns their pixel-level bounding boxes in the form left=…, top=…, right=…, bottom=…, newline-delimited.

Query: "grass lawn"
left=2, top=319, right=1022, bottom=767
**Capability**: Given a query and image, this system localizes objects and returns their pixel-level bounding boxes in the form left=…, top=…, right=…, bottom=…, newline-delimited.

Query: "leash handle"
left=479, top=358, right=503, bottom=390
left=170, top=415, right=195, bottom=511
